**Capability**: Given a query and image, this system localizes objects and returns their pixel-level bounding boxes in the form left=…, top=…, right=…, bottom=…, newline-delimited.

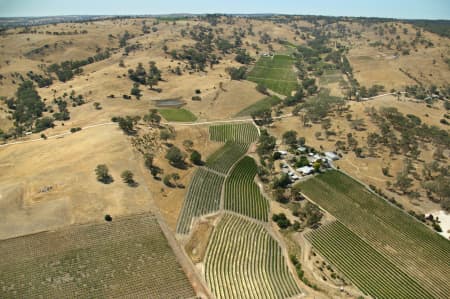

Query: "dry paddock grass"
left=0, top=125, right=153, bottom=240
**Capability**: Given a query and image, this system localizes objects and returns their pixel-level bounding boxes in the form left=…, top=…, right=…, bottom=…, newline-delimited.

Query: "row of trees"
left=95, top=164, right=137, bottom=186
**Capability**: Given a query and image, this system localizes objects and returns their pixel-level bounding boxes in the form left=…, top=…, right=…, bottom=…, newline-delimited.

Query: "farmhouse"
left=325, top=151, right=339, bottom=161
left=297, top=166, right=314, bottom=175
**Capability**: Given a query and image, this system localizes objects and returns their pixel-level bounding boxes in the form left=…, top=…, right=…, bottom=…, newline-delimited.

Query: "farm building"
left=297, top=166, right=314, bottom=175
left=277, top=150, right=288, bottom=156
left=297, top=146, right=307, bottom=153
left=325, top=152, right=339, bottom=161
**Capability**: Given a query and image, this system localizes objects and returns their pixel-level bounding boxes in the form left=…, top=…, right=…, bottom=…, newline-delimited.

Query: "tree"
left=160, top=129, right=175, bottom=141
left=163, top=174, right=174, bottom=187
left=313, top=161, right=321, bottom=172
left=171, top=173, right=180, bottom=187
left=131, top=83, right=142, bottom=99
left=165, top=146, right=185, bottom=167
left=298, top=137, right=306, bottom=146
left=190, top=150, right=202, bottom=165
left=351, top=118, right=365, bottom=131
left=95, top=164, right=113, bottom=184
left=118, top=116, right=135, bottom=135
left=144, top=153, right=154, bottom=170
left=257, top=129, right=276, bottom=157
left=282, top=130, right=298, bottom=147
left=226, top=66, right=247, bottom=80
left=143, top=109, right=161, bottom=126
left=12, top=81, right=45, bottom=129
left=295, top=156, right=309, bottom=168
left=121, top=170, right=136, bottom=186
left=251, top=107, right=272, bottom=125
left=256, top=84, right=269, bottom=95
left=395, top=172, right=413, bottom=193
left=93, top=102, right=102, bottom=110
left=235, top=49, right=253, bottom=64
left=147, top=61, right=161, bottom=90
left=272, top=213, right=291, bottom=229
left=182, top=139, right=194, bottom=151
left=33, top=116, right=54, bottom=133
left=273, top=173, right=291, bottom=189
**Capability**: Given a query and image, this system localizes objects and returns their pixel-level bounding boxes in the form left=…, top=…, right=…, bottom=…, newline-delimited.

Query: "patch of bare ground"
left=184, top=216, right=216, bottom=264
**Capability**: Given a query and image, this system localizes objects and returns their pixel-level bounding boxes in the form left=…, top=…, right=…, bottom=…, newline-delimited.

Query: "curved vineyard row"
left=306, top=221, right=434, bottom=299
left=0, top=214, right=195, bottom=299
left=224, top=156, right=269, bottom=221
left=300, top=170, right=450, bottom=299
left=205, top=214, right=301, bottom=299
left=209, top=123, right=259, bottom=144
left=176, top=168, right=224, bottom=235
left=205, top=141, right=249, bottom=174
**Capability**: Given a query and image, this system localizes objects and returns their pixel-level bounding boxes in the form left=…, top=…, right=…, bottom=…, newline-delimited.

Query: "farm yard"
left=247, top=55, right=298, bottom=96
left=209, top=123, right=259, bottom=143
left=204, top=213, right=301, bottom=299
left=306, top=221, right=434, bottom=299
left=158, top=108, right=197, bottom=122
left=300, top=170, right=450, bottom=299
left=224, top=156, right=269, bottom=221
left=0, top=213, right=195, bottom=299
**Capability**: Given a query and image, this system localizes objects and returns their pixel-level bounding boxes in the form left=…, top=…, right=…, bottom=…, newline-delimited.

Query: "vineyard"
left=306, top=221, right=434, bottom=299
left=209, top=123, right=259, bottom=143
left=204, top=214, right=301, bottom=299
left=224, top=156, right=269, bottom=221
left=205, top=141, right=249, bottom=174
left=176, top=168, right=225, bottom=234
left=235, top=95, right=281, bottom=117
left=0, top=214, right=195, bottom=298
left=247, top=55, right=298, bottom=96
left=300, top=170, right=450, bottom=299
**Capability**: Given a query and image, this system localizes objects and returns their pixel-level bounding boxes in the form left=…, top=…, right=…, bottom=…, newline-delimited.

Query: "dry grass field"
left=0, top=125, right=152, bottom=240
left=0, top=14, right=448, bottom=299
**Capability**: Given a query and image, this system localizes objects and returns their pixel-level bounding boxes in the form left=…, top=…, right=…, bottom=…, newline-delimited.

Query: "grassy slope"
left=235, top=95, right=281, bottom=117
left=158, top=108, right=197, bottom=122
left=299, top=170, right=450, bottom=299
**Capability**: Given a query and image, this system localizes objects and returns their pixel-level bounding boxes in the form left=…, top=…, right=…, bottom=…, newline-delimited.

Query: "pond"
left=153, top=98, right=185, bottom=108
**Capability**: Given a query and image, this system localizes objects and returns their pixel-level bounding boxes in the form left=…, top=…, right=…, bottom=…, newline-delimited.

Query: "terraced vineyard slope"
left=0, top=214, right=195, bottom=298
left=224, top=156, right=269, bottom=221
left=209, top=123, right=259, bottom=143
left=176, top=168, right=225, bottom=234
left=247, top=55, right=298, bottom=96
left=205, top=141, right=249, bottom=174
left=300, top=170, right=450, bottom=299
left=205, top=214, right=301, bottom=299
left=306, top=221, right=434, bottom=299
